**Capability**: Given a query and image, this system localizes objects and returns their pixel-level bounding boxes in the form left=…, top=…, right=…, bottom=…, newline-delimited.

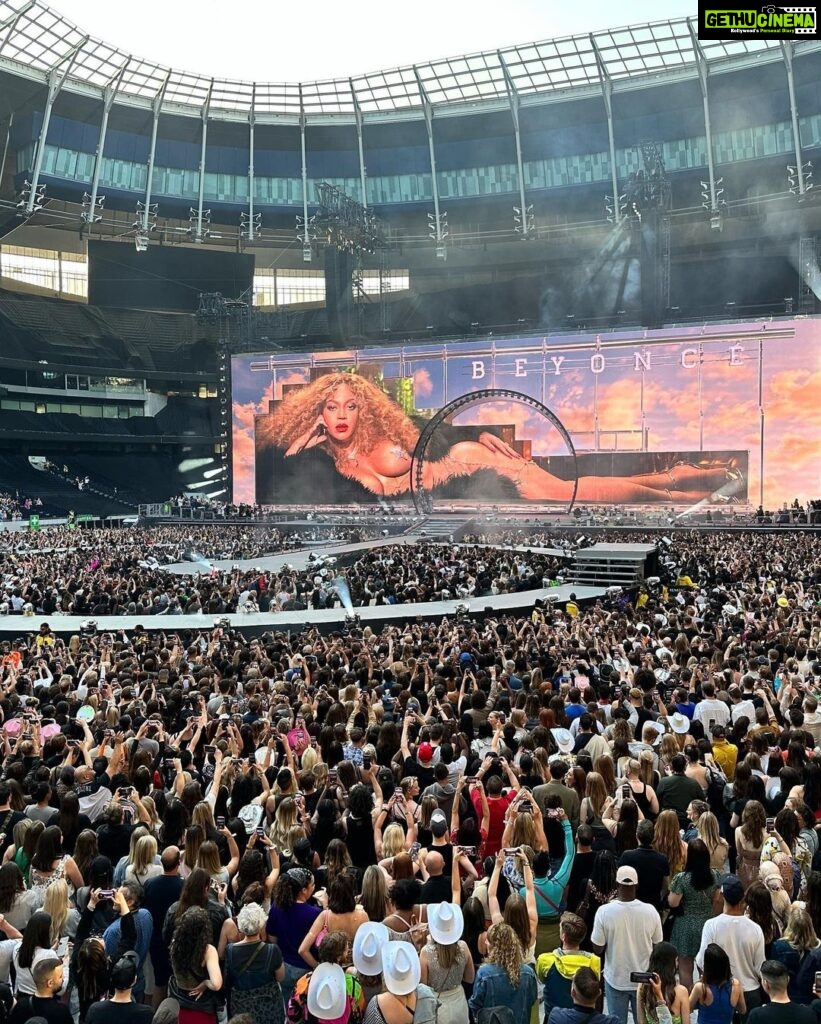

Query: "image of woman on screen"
left=259, top=372, right=740, bottom=503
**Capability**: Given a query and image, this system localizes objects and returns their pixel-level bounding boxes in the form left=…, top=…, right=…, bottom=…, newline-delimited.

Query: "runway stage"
left=0, top=536, right=603, bottom=636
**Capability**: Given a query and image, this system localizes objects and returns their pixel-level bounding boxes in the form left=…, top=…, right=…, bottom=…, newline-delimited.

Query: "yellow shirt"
left=711, top=738, right=738, bottom=781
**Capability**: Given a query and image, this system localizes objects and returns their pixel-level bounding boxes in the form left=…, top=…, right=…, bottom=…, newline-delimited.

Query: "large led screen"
left=232, top=320, right=820, bottom=508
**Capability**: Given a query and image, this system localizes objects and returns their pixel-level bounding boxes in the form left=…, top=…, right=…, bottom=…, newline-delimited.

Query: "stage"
left=0, top=535, right=601, bottom=636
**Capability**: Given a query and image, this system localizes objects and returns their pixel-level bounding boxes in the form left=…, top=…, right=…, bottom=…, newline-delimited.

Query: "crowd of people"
left=0, top=524, right=813, bottom=1024
left=0, top=526, right=565, bottom=618
left=0, top=492, right=42, bottom=523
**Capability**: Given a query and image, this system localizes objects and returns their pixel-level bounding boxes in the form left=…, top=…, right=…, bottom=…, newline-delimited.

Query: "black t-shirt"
left=567, top=851, right=595, bottom=913
left=10, top=995, right=74, bottom=1024
left=0, top=809, right=25, bottom=858
left=86, top=1001, right=154, bottom=1024
left=618, top=847, right=670, bottom=908
left=142, top=874, right=185, bottom=939
left=419, top=874, right=452, bottom=904
left=747, top=1003, right=815, bottom=1024
left=402, top=756, right=436, bottom=789
left=96, top=821, right=135, bottom=864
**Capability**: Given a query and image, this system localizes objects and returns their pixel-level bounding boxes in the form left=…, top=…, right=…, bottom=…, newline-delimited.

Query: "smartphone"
left=409, top=841, right=421, bottom=859
left=815, top=971, right=821, bottom=990
left=256, top=826, right=266, bottom=837
left=363, top=755, right=371, bottom=770
left=459, top=846, right=476, bottom=856
left=216, top=816, right=225, bottom=828
left=766, top=817, right=775, bottom=833
left=630, top=972, right=655, bottom=984
left=547, top=809, right=560, bottom=818
left=204, top=744, right=216, bottom=754
left=98, top=890, right=115, bottom=900
left=622, top=785, right=630, bottom=799
left=503, top=848, right=520, bottom=856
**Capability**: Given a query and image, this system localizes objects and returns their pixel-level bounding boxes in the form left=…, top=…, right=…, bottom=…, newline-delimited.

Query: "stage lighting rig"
left=16, top=180, right=45, bottom=219
left=188, top=207, right=211, bottom=240
left=240, top=211, right=261, bottom=240
left=514, top=204, right=534, bottom=236
left=428, top=211, right=448, bottom=260
left=788, top=162, right=814, bottom=197
left=81, top=191, right=104, bottom=224
left=314, top=182, right=386, bottom=256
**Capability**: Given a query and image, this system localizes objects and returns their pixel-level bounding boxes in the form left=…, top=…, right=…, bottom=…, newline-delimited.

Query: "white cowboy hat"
left=382, top=941, right=421, bottom=996
left=352, top=922, right=390, bottom=975
left=669, top=712, right=691, bottom=734
left=307, top=963, right=347, bottom=1021
left=551, top=727, right=575, bottom=754
left=427, top=902, right=464, bottom=946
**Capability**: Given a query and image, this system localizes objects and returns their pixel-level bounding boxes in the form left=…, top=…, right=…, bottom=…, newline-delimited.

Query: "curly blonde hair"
left=259, top=372, right=419, bottom=467
left=486, top=922, right=523, bottom=986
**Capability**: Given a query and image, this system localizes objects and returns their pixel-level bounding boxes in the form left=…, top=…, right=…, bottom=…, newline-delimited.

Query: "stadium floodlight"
left=513, top=204, right=534, bottom=236
left=81, top=191, right=104, bottom=224
left=16, top=180, right=45, bottom=218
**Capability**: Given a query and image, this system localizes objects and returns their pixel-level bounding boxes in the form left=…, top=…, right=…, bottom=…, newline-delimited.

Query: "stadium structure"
left=0, top=1, right=818, bottom=513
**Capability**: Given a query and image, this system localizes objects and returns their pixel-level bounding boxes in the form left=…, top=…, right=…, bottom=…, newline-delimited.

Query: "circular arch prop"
left=409, top=388, right=579, bottom=515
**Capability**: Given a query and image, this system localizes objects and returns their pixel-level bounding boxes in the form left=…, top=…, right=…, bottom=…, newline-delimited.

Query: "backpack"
left=705, top=765, right=728, bottom=819
left=477, top=1009, right=515, bottom=1024
left=586, top=807, right=616, bottom=854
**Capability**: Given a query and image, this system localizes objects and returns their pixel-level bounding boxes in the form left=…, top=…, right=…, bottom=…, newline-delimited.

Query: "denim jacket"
left=469, top=962, right=537, bottom=1022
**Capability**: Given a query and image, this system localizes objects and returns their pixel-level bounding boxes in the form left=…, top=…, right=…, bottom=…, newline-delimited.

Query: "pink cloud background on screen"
left=231, top=321, right=820, bottom=506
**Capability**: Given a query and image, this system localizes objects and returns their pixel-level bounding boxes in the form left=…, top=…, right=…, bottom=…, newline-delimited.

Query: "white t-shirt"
left=590, top=899, right=663, bottom=990
left=693, top=698, right=731, bottom=731
left=731, top=699, right=756, bottom=724
left=696, top=913, right=765, bottom=991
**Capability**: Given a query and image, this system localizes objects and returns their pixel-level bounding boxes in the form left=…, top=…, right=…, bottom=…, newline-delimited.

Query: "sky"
left=47, top=0, right=695, bottom=82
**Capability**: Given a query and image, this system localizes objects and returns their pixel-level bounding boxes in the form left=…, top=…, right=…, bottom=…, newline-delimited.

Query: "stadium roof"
left=0, top=0, right=817, bottom=119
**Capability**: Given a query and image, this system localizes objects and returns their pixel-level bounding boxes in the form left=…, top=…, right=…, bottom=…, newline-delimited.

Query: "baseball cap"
left=615, top=866, right=638, bottom=885
left=417, top=742, right=434, bottom=763
left=430, top=810, right=448, bottom=837
left=721, top=874, right=745, bottom=906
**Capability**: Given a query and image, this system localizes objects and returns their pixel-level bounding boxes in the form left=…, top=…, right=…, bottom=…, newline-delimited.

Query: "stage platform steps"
left=417, top=517, right=472, bottom=540
left=570, top=542, right=658, bottom=588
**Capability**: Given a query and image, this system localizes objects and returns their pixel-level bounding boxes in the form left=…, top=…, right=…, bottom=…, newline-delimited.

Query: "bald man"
left=420, top=851, right=451, bottom=904
left=142, top=846, right=184, bottom=1007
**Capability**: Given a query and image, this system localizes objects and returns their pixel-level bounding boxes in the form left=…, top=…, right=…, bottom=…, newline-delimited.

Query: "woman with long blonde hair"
left=270, top=798, right=299, bottom=853
left=580, top=773, right=609, bottom=828
left=736, top=800, right=767, bottom=891
left=771, top=905, right=820, bottom=996
left=139, top=795, right=161, bottom=837
left=469, top=922, right=537, bottom=1023
left=42, top=879, right=78, bottom=945
left=181, top=825, right=206, bottom=880
left=380, top=822, right=408, bottom=861
left=653, top=810, right=687, bottom=879
left=420, top=902, right=475, bottom=1024
left=358, top=865, right=390, bottom=925
left=697, top=811, right=730, bottom=873
left=594, top=756, right=617, bottom=797
left=125, top=835, right=162, bottom=888
left=659, top=734, right=681, bottom=773
left=320, top=838, right=353, bottom=891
